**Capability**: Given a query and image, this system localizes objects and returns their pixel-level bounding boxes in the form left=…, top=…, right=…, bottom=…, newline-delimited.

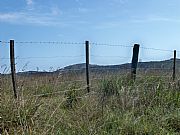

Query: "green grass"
left=0, top=74, right=180, bottom=134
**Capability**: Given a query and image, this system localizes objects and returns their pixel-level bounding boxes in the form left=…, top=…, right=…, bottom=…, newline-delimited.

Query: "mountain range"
left=14, top=58, right=180, bottom=76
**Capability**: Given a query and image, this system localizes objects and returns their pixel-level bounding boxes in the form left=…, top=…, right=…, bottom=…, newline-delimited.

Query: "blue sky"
left=0, top=0, right=180, bottom=72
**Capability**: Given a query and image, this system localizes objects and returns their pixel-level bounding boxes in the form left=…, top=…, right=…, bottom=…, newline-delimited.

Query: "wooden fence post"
left=85, top=41, right=90, bottom=93
left=131, top=44, right=140, bottom=81
left=10, top=40, right=17, bottom=98
left=173, top=50, right=176, bottom=81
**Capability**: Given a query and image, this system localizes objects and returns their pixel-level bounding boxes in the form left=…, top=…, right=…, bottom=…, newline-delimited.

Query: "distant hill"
left=15, top=58, right=180, bottom=76
left=138, top=58, right=180, bottom=69
left=17, top=71, right=52, bottom=76
left=59, top=58, right=180, bottom=72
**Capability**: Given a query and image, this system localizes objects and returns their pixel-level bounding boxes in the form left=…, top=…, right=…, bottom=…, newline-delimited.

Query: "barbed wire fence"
left=0, top=40, right=179, bottom=99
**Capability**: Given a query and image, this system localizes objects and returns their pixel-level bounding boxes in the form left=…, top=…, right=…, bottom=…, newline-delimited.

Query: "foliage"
left=1, top=74, right=180, bottom=134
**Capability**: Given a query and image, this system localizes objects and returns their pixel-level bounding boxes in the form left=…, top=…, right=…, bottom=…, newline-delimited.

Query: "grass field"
left=1, top=72, right=180, bottom=135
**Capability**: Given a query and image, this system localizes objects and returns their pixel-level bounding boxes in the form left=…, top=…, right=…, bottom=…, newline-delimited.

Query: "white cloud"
left=0, top=1, right=89, bottom=27
left=0, top=12, right=60, bottom=26
left=94, top=21, right=122, bottom=29
left=26, top=0, right=33, bottom=6
left=0, top=13, right=22, bottom=20
left=51, top=6, right=62, bottom=16
left=132, top=16, right=180, bottom=23
left=78, top=8, right=89, bottom=13
left=0, top=12, right=88, bottom=27
left=110, top=0, right=128, bottom=5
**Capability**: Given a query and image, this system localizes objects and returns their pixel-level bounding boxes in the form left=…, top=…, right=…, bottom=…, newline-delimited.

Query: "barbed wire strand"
left=136, top=75, right=172, bottom=78
left=16, top=41, right=85, bottom=45
left=140, top=46, right=175, bottom=52
left=0, top=41, right=9, bottom=44
left=1, top=40, right=180, bottom=52
left=33, top=85, right=98, bottom=97
left=0, top=41, right=85, bottom=45
left=91, top=42, right=133, bottom=48
left=89, top=67, right=173, bottom=70
left=0, top=55, right=84, bottom=60
left=0, top=67, right=175, bottom=74
left=0, top=55, right=132, bottom=60
left=91, top=55, right=132, bottom=59
left=33, top=87, right=86, bottom=97
left=41, top=77, right=112, bottom=85
left=33, top=91, right=98, bottom=99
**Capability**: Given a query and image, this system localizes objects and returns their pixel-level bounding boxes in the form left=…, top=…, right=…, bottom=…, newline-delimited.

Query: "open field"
left=1, top=71, right=180, bottom=135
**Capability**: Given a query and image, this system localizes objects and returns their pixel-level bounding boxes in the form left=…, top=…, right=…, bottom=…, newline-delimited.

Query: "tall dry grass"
left=0, top=72, right=180, bottom=134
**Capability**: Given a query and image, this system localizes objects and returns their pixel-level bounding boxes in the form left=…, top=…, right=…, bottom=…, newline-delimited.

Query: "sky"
left=0, top=0, right=180, bottom=72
